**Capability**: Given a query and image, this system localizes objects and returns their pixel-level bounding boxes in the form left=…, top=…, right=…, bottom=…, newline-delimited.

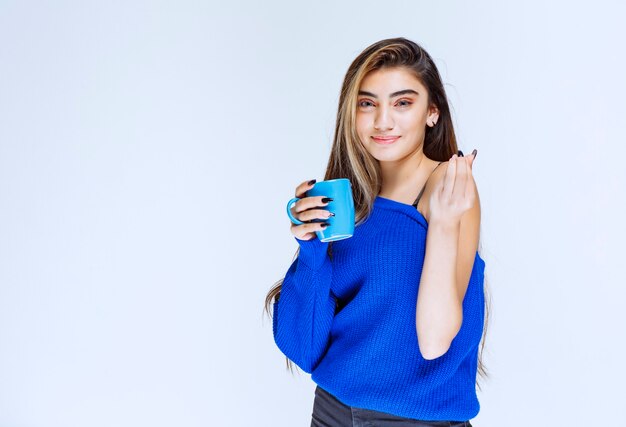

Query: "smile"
left=372, top=136, right=400, bottom=145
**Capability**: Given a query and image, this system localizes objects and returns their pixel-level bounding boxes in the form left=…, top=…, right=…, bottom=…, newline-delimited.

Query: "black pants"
left=311, top=385, right=473, bottom=427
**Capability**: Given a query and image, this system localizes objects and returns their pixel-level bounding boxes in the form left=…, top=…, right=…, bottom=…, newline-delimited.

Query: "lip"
left=372, top=136, right=400, bottom=145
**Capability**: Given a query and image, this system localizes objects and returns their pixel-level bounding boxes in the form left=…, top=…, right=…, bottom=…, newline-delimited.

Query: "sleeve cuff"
left=294, top=236, right=330, bottom=270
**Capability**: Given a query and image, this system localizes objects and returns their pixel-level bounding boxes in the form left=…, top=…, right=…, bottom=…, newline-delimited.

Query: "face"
left=355, top=67, right=439, bottom=163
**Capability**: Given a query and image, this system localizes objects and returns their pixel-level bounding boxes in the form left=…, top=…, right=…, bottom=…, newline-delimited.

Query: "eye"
left=397, top=99, right=412, bottom=107
left=358, top=99, right=374, bottom=108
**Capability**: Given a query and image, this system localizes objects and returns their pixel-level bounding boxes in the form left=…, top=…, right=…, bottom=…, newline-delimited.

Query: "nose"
left=374, top=106, right=394, bottom=131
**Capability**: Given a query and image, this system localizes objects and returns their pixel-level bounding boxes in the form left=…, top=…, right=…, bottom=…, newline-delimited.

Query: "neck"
left=378, top=150, right=429, bottom=199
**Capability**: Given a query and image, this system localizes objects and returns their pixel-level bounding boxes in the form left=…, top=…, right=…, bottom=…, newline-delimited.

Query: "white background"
left=1, top=1, right=625, bottom=426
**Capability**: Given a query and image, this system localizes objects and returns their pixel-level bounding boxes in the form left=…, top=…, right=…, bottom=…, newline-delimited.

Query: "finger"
left=468, top=154, right=476, bottom=172
left=462, top=158, right=472, bottom=198
left=300, top=195, right=332, bottom=212
left=295, top=179, right=317, bottom=197
left=442, top=154, right=457, bottom=198
left=290, top=196, right=332, bottom=220
left=290, top=220, right=329, bottom=238
left=295, top=208, right=334, bottom=223
left=291, top=221, right=318, bottom=240
left=467, top=149, right=477, bottom=170
left=454, top=155, right=467, bottom=200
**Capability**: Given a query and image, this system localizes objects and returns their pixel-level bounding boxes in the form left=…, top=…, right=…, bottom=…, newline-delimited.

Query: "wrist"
left=428, top=218, right=461, bottom=233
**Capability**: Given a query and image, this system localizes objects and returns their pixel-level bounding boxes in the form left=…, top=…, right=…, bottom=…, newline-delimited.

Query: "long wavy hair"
left=263, top=37, right=492, bottom=391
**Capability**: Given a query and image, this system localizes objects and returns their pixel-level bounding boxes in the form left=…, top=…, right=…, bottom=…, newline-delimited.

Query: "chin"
left=370, top=152, right=404, bottom=163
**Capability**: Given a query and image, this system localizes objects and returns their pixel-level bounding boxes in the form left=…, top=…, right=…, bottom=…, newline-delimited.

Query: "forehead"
left=359, top=67, right=426, bottom=95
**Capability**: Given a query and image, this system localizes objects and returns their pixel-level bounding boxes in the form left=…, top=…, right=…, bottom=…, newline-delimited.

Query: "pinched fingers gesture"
left=428, top=150, right=478, bottom=226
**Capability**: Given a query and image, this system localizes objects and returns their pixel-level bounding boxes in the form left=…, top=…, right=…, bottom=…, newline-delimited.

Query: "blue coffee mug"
left=286, top=178, right=355, bottom=242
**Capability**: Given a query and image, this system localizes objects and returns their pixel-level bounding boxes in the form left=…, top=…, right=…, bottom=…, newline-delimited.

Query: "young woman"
left=264, top=37, right=490, bottom=427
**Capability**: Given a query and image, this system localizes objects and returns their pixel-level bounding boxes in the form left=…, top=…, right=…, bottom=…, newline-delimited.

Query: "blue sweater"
left=273, top=195, right=486, bottom=421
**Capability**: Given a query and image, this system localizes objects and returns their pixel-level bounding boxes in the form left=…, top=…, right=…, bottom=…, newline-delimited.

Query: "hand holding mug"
left=286, top=178, right=355, bottom=242
left=288, top=179, right=335, bottom=241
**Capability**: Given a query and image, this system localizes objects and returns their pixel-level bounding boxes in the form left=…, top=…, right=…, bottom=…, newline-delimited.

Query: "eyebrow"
left=357, top=89, right=419, bottom=98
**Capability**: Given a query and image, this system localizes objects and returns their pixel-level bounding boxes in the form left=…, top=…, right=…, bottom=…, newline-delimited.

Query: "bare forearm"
left=415, top=220, right=463, bottom=356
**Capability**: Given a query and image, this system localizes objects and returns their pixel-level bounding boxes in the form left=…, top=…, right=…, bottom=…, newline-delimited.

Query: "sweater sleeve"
left=272, top=236, right=336, bottom=373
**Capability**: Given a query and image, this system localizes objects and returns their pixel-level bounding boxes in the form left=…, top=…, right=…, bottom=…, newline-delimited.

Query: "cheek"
left=355, top=115, right=367, bottom=129
left=355, top=117, right=368, bottom=138
left=398, top=114, right=423, bottom=129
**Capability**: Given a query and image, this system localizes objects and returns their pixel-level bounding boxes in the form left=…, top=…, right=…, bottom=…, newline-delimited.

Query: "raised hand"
left=428, top=149, right=478, bottom=227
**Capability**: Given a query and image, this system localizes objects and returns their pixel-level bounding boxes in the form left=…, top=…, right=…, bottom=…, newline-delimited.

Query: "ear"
left=428, top=105, right=440, bottom=126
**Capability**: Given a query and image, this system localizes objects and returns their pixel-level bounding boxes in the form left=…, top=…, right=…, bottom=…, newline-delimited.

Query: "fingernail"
left=472, top=149, right=478, bottom=158
left=308, top=179, right=316, bottom=186
left=328, top=212, right=335, bottom=217
left=320, top=222, right=329, bottom=228
left=322, top=197, right=333, bottom=203
left=458, top=150, right=464, bottom=157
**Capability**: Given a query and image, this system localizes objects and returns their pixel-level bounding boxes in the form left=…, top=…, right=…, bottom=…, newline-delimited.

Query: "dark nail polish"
left=320, top=223, right=329, bottom=228
left=308, top=179, right=316, bottom=186
left=472, top=149, right=477, bottom=159
left=458, top=150, right=464, bottom=157
left=322, top=197, right=333, bottom=203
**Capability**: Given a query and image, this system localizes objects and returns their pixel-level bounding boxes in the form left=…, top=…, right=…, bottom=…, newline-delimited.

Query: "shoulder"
left=431, top=159, right=449, bottom=182
left=415, top=160, right=443, bottom=220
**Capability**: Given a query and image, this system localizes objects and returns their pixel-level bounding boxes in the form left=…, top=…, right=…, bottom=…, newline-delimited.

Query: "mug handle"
left=286, top=197, right=304, bottom=225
